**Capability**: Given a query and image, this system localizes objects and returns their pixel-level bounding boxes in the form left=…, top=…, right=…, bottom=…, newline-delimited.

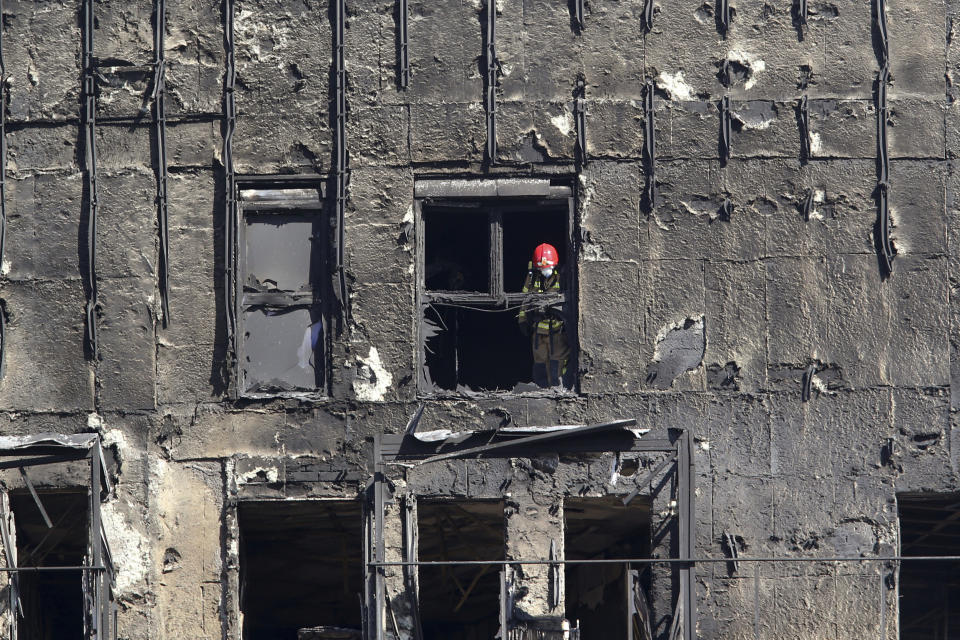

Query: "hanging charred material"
left=716, top=0, right=731, bottom=37
left=571, top=0, right=585, bottom=32
left=719, top=95, right=731, bottom=165
left=874, top=0, right=894, bottom=278
left=643, top=80, right=657, bottom=211
left=801, top=363, right=817, bottom=402
left=0, top=0, right=7, bottom=380
left=152, top=0, right=171, bottom=326
left=398, top=0, right=410, bottom=88
left=484, top=0, right=499, bottom=164
left=81, top=0, right=100, bottom=358
left=574, top=77, right=587, bottom=168
left=223, top=0, right=239, bottom=377
left=644, top=0, right=654, bottom=31
left=333, top=0, right=350, bottom=327
left=797, top=94, right=810, bottom=164
left=801, top=190, right=814, bottom=221
left=793, top=0, right=808, bottom=39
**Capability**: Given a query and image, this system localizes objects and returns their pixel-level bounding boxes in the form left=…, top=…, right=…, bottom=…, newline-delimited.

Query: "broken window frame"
left=232, top=177, right=333, bottom=400
left=0, top=434, right=116, bottom=640
left=414, top=178, right=579, bottom=396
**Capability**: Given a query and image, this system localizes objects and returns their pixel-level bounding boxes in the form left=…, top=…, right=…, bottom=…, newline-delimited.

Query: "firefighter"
left=518, top=243, right=570, bottom=388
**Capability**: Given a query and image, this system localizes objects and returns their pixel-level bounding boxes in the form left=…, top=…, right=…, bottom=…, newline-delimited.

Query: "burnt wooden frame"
left=232, top=177, right=332, bottom=400
left=0, top=436, right=116, bottom=640
left=413, top=178, right=578, bottom=395
left=369, top=424, right=696, bottom=640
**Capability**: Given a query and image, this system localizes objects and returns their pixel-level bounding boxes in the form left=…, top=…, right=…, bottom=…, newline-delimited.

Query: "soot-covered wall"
left=0, top=0, right=959, bottom=638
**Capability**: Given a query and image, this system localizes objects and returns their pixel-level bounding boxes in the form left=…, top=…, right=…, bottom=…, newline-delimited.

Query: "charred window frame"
left=233, top=178, right=332, bottom=399
left=414, top=178, right=578, bottom=395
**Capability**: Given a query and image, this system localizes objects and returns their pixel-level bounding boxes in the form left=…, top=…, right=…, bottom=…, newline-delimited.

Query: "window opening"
left=418, top=185, right=576, bottom=394
left=424, top=208, right=490, bottom=292
left=236, top=184, right=330, bottom=397
left=564, top=497, right=652, bottom=640
left=501, top=208, right=567, bottom=293
left=11, top=491, right=88, bottom=640
left=424, top=305, right=532, bottom=392
left=417, top=500, right=504, bottom=640
left=238, top=500, right=363, bottom=640
left=898, top=494, right=960, bottom=639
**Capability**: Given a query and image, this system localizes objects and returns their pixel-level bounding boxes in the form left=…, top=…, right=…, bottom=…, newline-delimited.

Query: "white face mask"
left=540, top=267, right=554, bottom=278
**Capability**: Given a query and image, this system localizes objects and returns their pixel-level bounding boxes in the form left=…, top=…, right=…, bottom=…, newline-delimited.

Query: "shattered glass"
left=242, top=306, right=323, bottom=392
left=244, top=214, right=319, bottom=292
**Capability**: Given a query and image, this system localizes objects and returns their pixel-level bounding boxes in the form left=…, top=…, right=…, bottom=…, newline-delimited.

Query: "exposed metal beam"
left=18, top=467, right=52, bottom=529
left=414, top=419, right=637, bottom=465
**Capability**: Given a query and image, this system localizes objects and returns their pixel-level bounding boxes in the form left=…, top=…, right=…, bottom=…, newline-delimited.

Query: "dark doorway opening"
left=564, top=496, right=652, bottom=640
left=11, top=490, right=88, bottom=640
left=899, top=494, right=960, bottom=639
left=424, top=304, right=533, bottom=392
left=239, top=500, right=363, bottom=640
left=418, top=500, right=504, bottom=640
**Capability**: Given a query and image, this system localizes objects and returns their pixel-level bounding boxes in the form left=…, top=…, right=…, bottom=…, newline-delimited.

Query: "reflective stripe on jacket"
left=518, top=269, right=563, bottom=334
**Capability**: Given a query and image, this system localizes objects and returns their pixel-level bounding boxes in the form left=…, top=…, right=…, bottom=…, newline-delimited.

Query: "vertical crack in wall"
left=81, top=0, right=100, bottom=359
left=152, top=0, right=171, bottom=327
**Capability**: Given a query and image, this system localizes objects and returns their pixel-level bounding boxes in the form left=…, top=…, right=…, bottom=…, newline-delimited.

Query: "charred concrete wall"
left=0, top=0, right=959, bottom=638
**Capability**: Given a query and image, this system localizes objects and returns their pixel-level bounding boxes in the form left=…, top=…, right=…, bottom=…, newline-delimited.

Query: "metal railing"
left=370, top=555, right=960, bottom=640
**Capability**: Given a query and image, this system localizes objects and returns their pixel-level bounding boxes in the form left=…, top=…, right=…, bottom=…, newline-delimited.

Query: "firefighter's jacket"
left=518, top=268, right=564, bottom=335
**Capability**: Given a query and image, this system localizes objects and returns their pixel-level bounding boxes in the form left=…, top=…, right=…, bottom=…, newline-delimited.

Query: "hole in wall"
left=417, top=500, right=504, bottom=640
left=239, top=500, right=363, bottom=640
left=564, top=496, right=652, bottom=640
left=898, top=493, right=960, bottom=639
left=11, top=490, right=88, bottom=640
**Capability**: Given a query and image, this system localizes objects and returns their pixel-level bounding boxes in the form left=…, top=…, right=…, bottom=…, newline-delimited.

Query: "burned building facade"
left=0, top=0, right=958, bottom=638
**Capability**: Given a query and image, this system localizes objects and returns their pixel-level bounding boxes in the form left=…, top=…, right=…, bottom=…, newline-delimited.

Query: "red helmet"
left=533, top=243, right=559, bottom=268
